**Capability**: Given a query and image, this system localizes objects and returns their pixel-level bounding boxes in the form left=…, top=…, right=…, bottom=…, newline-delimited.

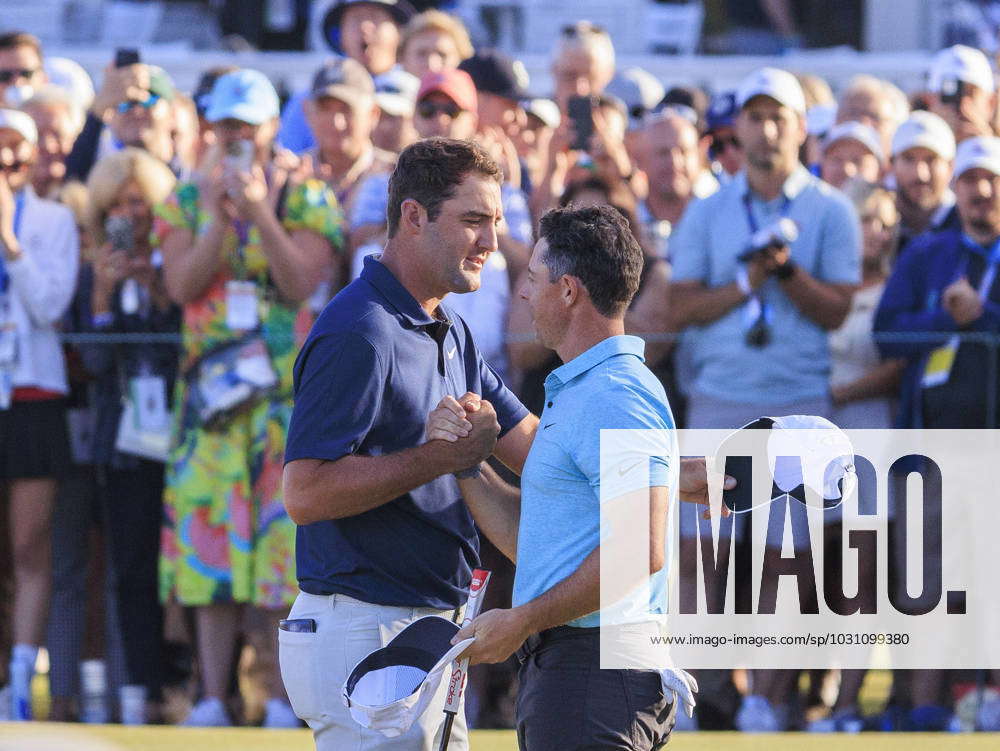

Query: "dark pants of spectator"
left=48, top=465, right=126, bottom=703
left=103, top=459, right=165, bottom=700
left=515, top=626, right=674, bottom=750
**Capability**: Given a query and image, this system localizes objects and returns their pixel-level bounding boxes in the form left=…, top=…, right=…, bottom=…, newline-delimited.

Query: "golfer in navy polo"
left=279, top=138, right=536, bottom=751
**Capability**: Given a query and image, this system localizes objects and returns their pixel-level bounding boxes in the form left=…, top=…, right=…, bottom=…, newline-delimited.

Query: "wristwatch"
left=455, top=464, right=482, bottom=480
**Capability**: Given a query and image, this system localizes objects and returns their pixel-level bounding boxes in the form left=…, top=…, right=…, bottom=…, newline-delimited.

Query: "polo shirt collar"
left=737, top=164, right=812, bottom=203
left=360, top=254, right=438, bottom=328
left=547, top=334, right=646, bottom=387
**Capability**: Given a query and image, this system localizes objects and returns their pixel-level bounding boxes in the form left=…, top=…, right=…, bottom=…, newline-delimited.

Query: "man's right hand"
left=425, top=395, right=500, bottom=473
left=92, top=63, right=150, bottom=120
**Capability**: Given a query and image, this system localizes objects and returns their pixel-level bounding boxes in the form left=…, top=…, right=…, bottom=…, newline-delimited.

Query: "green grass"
left=1, top=724, right=998, bottom=750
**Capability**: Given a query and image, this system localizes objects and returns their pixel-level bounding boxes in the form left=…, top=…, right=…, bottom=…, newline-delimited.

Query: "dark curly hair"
left=538, top=204, right=643, bottom=318
left=386, top=137, right=503, bottom=237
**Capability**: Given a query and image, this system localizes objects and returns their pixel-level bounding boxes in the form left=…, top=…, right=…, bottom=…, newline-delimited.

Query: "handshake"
left=424, top=392, right=501, bottom=478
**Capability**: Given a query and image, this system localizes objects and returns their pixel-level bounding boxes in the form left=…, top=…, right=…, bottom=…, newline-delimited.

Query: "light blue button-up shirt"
left=513, top=335, right=676, bottom=628
left=671, top=166, right=861, bottom=405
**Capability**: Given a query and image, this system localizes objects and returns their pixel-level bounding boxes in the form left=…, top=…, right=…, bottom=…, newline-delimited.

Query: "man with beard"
left=890, top=111, right=960, bottom=257
left=668, top=69, right=860, bottom=730
left=876, top=135, right=1000, bottom=430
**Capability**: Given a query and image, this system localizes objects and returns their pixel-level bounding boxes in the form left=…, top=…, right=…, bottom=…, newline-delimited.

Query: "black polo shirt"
left=285, top=255, right=528, bottom=609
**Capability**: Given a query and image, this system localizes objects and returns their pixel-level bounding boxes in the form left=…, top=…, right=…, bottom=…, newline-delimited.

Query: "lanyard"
left=742, top=191, right=792, bottom=235
left=959, top=234, right=1000, bottom=303
left=0, top=191, right=26, bottom=295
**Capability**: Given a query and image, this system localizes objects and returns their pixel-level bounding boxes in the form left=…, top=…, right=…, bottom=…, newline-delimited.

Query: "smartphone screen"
left=105, top=215, right=135, bottom=254
left=115, top=48, right=141, bottom=68
left=940, top=77, right=965, bottom=106
left=224, top=139, right=255, bottom=174
left=567, top=96, right=594, bottom=152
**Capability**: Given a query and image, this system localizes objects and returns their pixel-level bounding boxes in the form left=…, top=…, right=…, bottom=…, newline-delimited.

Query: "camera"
left=737, top=217, right=799, bottom=263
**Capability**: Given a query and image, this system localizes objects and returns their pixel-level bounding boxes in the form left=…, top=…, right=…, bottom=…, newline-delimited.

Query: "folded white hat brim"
left=342, top=615, right=475, bottom=738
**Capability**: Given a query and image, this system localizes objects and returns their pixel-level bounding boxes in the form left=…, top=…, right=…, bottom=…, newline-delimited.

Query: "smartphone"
left=567, top=95, right=594, bottom=152
left=114, top=48, right=141, bottom=68
left=105, top=215, right=135, bottom=256
left=224, top=139, right=255, bottom=175
left=279, top=618, right=317, bottom=633
left=940, top=76, right=966, bottom=106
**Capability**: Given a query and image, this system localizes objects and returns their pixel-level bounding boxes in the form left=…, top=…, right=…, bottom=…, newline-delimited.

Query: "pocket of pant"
left=278, top=628, right=322, bottom=720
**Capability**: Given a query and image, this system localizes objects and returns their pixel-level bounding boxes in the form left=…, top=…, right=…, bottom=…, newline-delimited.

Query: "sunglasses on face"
left=117, top=93, right=161, bottom=114
left=0, top=68, right=38, bottom=84
left=416, top=100, right=462, bottom=120
left=710, top=134, right=741, bottom=155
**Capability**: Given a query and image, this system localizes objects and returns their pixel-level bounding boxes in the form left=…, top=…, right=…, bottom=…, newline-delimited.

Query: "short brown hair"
left=538, top=204, right=643, bottom=318
left=0, top=32, right=43, bottom=59
left=386, top=138, right=502, bottom=238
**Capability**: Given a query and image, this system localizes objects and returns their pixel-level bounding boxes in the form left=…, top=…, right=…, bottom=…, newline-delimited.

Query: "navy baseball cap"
left=706, top=91, right=738, bottom=132
left=459, top=50, right=530, bottom=102
left=323, top=0, right=417, bottom=30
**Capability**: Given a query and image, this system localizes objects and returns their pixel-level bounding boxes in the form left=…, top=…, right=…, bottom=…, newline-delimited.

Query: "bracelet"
left=774, top=259, right=797, bottom=281
left=735, top=266, right=752, bottom=298
left=455, top=463, right=482, bottom=480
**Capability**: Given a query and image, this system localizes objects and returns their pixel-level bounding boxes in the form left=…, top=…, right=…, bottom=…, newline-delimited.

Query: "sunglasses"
left=710, top=134, right=741, bottom=157
left=0, top=161, right=27, bottom=172
left=416, top=100, right=462, bottom=120
left=117, top=93, right=161, bottom=114
left=0, top=68, right=38, bottom=84
left=561, top=21, right=606, bottom=37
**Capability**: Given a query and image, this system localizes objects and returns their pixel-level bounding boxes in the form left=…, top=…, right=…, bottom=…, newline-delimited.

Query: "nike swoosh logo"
left=543, top=423, right=555, bottom=430
left=447, top=346, right=456, bottom=359
left=618, top=459, right=644, bottom=476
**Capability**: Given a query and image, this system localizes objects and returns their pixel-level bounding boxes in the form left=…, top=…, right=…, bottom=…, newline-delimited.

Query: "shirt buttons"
left=547, top=401, right=553, bottom=408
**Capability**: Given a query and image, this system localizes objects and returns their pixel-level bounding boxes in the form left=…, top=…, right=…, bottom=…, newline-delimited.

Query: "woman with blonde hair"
left=398, top=10, right=474, bottom=80
left=76, top=146, right=180, bottom=722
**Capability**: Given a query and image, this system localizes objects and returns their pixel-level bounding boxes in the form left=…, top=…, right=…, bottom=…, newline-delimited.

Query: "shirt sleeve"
left=6, top=203, right=79, bottom=327
left=669, top=197, right=710, bottom=283
left=285, top=330, right=385, bottom=463
left=567, top=385, right=673, bottom=499
left=282, top=178, right=346, bottom=254
left=477, top=353, right=529, bottom=437
left=817, top=191, right=862, bottom=285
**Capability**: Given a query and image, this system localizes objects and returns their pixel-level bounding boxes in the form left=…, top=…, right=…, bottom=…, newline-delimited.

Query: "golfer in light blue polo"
left=424, top=205, right=694, bottom=750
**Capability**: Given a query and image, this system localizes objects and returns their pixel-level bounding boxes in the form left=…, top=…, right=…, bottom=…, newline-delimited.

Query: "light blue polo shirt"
left=513, top=335, right=676, bottom=628
left=671, top=166, right=861, bottom=404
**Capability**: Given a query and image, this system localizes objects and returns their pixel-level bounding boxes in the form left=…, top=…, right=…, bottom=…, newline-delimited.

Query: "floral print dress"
left=155, top=179, right=343, bottom=608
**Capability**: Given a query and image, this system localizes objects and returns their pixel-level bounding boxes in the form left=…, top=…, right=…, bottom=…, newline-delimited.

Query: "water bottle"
left=80, top=659, right=109, bottom=724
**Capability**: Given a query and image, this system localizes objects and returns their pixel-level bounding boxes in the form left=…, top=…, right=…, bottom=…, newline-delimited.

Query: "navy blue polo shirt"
left=285, top=255, right=529, bottom=609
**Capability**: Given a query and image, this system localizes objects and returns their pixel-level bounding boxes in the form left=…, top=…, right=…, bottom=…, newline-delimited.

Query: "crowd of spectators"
left=2, top=0, right=1000, bottom=735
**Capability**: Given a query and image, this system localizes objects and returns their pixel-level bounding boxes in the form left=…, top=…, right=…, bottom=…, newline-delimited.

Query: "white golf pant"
left=278, top=590, right=468, bottom=751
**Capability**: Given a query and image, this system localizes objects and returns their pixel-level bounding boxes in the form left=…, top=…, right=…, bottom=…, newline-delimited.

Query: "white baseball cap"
left=736, top=67, right=806, bottom=115
left=342, top=616, right=474, bottom=738
left=806, top=103, right=836, bottom=137
left=822, top=120, right=884, bottom=162
left=715, top=414, right=855, bottom=513
left=891, top=110, right=956, bottom=160
left=374, top=68, right=419, bottom=118
left=954, top=136, right=1000, bottom=178
left=928, top=44, right=995, bottom=95
left=0, top=109, right=37, bottom=145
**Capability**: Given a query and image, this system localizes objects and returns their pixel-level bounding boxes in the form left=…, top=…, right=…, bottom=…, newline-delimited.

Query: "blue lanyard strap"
left=959, top=234, right=1000, bottom=302
left=0, top=191, right=26, bottom=295
left=742, top=191, right=792, bottom=234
